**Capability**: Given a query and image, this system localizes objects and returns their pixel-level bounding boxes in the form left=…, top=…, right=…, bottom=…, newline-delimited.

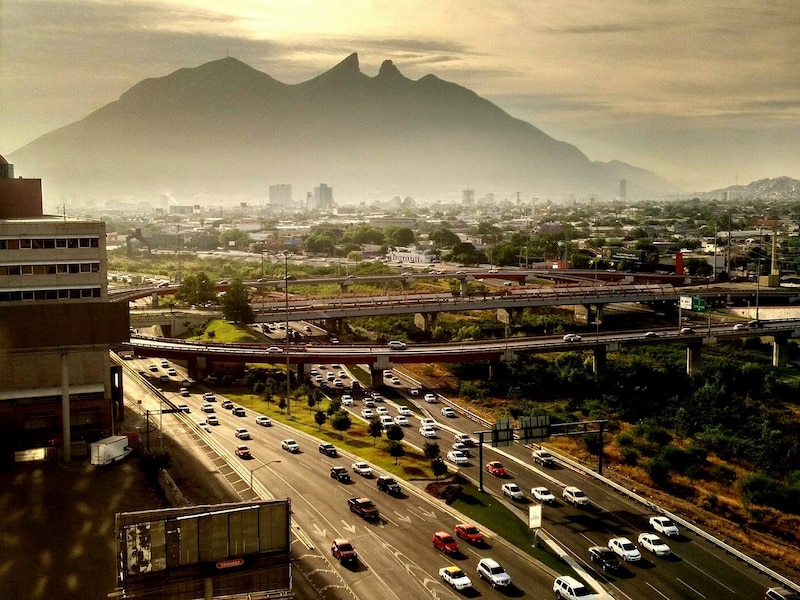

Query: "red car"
left=432, top=531, right=459, bottom=555
left=485, top=461, right=507, bottom=477
left=235, top=444, right=252, bottom=459
left=331, top=538, right=357, bottom=565
left=455, top=523, right=484, bottom=545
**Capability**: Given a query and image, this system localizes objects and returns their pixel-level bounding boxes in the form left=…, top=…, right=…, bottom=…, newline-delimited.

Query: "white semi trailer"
left=90, top=435, right=132, bottom=466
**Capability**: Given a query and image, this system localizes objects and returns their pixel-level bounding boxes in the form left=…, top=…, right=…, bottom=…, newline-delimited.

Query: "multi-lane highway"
left=120, top=355, right=793, bottom=599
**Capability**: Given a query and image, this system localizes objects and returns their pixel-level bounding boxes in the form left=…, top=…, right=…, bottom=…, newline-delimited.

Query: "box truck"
left=90, top=435, right=132, bottom=466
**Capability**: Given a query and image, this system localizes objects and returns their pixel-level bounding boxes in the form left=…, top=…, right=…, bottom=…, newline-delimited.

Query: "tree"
left=387, top=440, right=406, bottom=465
left=314, top=410, right=327, bottom=430
left=423, top=441, right=441, bottom=460
left=368, top=418, right=384, bottom=445
left=431, top=458, right=449, bottom=480
left=429, top=228, right=461, bottom=248
left=175, top=271, right=216, bottom=305
left=220, top=278, right=254, bottom=323
left=331, top=410, right=352, bottom=439
left=277, top=396, right=287, bottom=413
left=218, top=228, right=252, bottom=250
left=263, top=382, right=274, bottom=407
left=384, top=226, right=415, bottom=247
left=327, top=399, right=342, bottom=416
left=386, top=424, right=405, bottom=443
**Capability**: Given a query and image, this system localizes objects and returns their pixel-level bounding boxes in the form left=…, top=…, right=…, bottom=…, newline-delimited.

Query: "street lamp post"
left=283, top=252, right=291, bottom=420
left=250, top=459, right=281, bottom=489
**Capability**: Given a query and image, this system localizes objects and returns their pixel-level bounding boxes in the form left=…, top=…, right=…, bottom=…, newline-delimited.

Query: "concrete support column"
left=325, top=318, right=342, bottom=333
left=592, top=346, right=607, bottom=375
left=497, top=307, right=524, bottom=326
left=414, top=312, right=438, bottom=332
left=574, top=304, right=590, bottom=324
left=460, top=280, right=469, bottom=296
left=593, top=304, right=604, bottom=325
left=151, top=292, right=159, bottom=308
left=299, top=362, right=313, bottom=378
left=370, top=366, right=384, bottom=388
left=686, top=343, right=701, bottom=376
left=773, top=336, right=789, bottom=368
left=60, top=348, right=71, bottom=463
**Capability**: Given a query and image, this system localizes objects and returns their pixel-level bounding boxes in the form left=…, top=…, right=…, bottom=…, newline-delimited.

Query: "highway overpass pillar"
left=592, top=304, right=604, bottom=325
left=151, top=292, right=159, bottom=308
left=686, top=343, right=701, bottom=376
left=460, top=279, right=469, bottom=296
left=574, top=304, right=590, bottom=324
left=414, top=312, right=438, bottom=332
left=325, top=318, right=343, bottom=333
left=497, top=307, right=524, bottom=325
left=592, top=346, right=607, bottom=375
left=772, top=335, right=789, bottom=368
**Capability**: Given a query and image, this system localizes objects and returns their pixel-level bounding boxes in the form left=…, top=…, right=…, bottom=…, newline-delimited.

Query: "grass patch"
left=187, top=319, right=262, bottom=343
left=450, top=482, right=566, bottom=574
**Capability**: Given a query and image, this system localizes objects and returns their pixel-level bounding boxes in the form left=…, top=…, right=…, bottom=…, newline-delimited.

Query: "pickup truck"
left=347, top=497, right=379, bottom=521
left=376, top=475, right=401, bottom=495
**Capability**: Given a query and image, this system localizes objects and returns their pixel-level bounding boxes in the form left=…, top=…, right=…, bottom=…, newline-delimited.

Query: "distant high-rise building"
left=619, top=179, right=627, bottom=202
left=312, top=184, right=333, bottom=210
left=462, top=188, right=475, bottom=205
left=269, top=184, right=292, bottom=208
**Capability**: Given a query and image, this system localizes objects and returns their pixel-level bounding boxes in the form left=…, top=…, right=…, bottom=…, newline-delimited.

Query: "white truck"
left=90, top=435, right=133, bottom=466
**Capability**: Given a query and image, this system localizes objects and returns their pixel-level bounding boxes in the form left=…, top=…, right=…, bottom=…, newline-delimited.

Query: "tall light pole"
left=250, top=459, right=281, bottom=489
left=283, top=252, right=291, bottom=420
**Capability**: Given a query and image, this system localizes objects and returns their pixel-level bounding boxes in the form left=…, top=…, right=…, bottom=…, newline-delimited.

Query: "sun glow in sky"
left=1, top=0, right=798, bottom=189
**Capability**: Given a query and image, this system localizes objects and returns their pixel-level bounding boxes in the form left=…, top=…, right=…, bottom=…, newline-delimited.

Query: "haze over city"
left=1, top=0, right=799, bottom=192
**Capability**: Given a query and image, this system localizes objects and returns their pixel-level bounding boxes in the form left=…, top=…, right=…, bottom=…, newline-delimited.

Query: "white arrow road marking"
left=393, top=511, right=412, bottom=524
left=311, top=523, right=327, bottom=538
left=341, top=521, right=357, bottom=534
left=417, top=507, right=436, bottom=519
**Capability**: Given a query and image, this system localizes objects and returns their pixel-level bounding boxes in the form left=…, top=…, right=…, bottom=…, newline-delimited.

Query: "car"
left=375, top=406, right=388, bottom=415
left=318, top=443, right=338, bottom=457
left=733, top=322, right=748, bottom=331
left=388, top=340, right=407, bottom=350
left=562, top=333, right=583, bottom=342
left=232, top=406, right=246, bottom=417
left=220, top=400, right=233, bottom=409
left=501, top=483, right=524, bottom=500
left=371, top=392, right=382, bottom=402
left=649, top=515, right=680, bottom=537
left=267, top=346, right=282, bottom=353
left=314, top=375, right=324, bottom=383
left=394, top=415, right=409, bottom=426
left=644, top=331, right=659, bottom=338
left=333, top=379, right=344, bottom=387
left=441, top=407, right=456, bottom=418
left=451, top=442, right=472, bottom=457
left=455, top=523, right=484, bottom=545
left=389, top=377, right=401, bottom=385
left=485, top=461, right=507, bottom=477
left=476, top=557, right=512, bottom=588
left=409, top=388, right=420, bottom=396
left=439, top=566, right=472, bottom=591
left=351, top=462, right=372, bottom=477
left=179, top=387, right=190, bottom=397
left=159, top=374, right=170, bottom=383
left=423, top=393, right=437, bottom=403
left=531, top=486, right=556, bottom=504
left=379, top=415, right=394, bottom=428
left=201, top=403, right=215, bottom=413
left=562, top=486, right=589, bottom=506
left=638, top=532, right=671, bottom=556
left=160, top=360, right=169, bottom=368
left=419, top=417, right=437, bottom=429
left=205, top=415, right=219, bottom=426
left=398, top=406, right=412, bottom=416
left=167, top=368, right=177, bottom=376
left=588, top=546, right=621, bottom=571
left=148, top=364, right=159, bottom=372
left=553, top=575, right=595, bottom=600
left=432, top=531, right=459, bottom=554
left=748, top=319, right=765, bottom=329
left=454, top=432, right=476, bottom=446
left=680, top=326, right=696, bottom=334
left=281, top=439, right=300, bottom=453
left=326, top=372, right=335, bottom=381
left=376, top=475, right=402, bottom=495
left=362, top=398, right=375, bottom=408
left=331, top=538, right=357, bottom=564
left=203, top=392, right=216, bottom=402
left=330, top=466, right=351, bottom=483
left=177, top=404, right=190, bottom=413
left=235, top=445, right=252, bottom=459
left=419, top=426, right=437, bottom=438
left=304, top=325, right=313, bottom=332
left=255, top=415, right=272, bottom=426
left=234, top=427, right=251, bottom=440
left=766, top=588, right=800, bottom=600
left=197, top=421, right=211, bottom=432
left=447, top=450, right=469, bottom=465
left=608, top=537, right=642, bottom=561
left=532, top=448, right=555, bottom=466
left=361, top=408, right=374, bottom=419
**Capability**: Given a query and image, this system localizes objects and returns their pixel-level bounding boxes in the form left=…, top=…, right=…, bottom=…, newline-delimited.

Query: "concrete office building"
left=312, top=184, right=333, bottom=211
left=269, top=184, right=292, bottom=208
left=0, top=154, right=128, bottom=462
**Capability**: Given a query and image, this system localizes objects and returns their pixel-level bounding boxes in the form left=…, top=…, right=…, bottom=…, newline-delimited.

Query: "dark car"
left=330, top=466, right=351, bottom=483
left=232, top=407, right=246, bottom=417
left=589, top=546, right=621, bottom=571
left=376, top=475, right=401, bottom=495
left=319, top=443, right=338, bottom=457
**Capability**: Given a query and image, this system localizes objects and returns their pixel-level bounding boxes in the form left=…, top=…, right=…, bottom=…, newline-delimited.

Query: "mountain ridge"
left=9, top=54, right=672, bottom=202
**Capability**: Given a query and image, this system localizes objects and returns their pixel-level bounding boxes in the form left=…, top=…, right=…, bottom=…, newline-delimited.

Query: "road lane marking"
left=680, top=557, right=737, bottom=594
left=676, top=577, right=707, bottom=597
left=645, top=581, right=673, bottom=599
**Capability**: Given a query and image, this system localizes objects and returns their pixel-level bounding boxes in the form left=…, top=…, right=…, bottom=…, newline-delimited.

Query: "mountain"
left=9, top=54, right=672, bottom=203
left=706, top=177, right=800, bottom=201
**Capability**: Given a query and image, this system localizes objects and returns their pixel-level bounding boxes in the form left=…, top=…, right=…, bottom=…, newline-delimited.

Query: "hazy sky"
left=1, top=0, right=798, bottom=191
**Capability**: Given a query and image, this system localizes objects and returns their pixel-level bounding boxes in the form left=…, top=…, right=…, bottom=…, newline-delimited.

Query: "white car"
left=409, top=388, right=420, bottom=396
left=419, top=426, right=437, bottom=438
left=562, top=486, right=589, bottom=506
left=638, top=532, right=671, bottom=556
left=398, top=406, right=412, bottom=416
left=341, top=395, right=354, bottom=406
left=351, top=462, right=372, bottom=477
left=203, top=392, right=216, bottom=402
left=419, top=417, right=438, bottom=429
left=649, top=516, right=680, bottom=537
left=476, top=558, right=512, bottom=588
left=531, top=486, right=556, bottom=504
left=454, top=432, right=476, bottom=446
left=375, top=406, right=389, bottom=415
left=562, top=333, right=582, bottom=342
left=390, top=377, right=401, bottom=385
left=608, top=537, right=642, bottom=562
left=234, top=427, right=251, bottom=440
left=733, top=322, right=748, bottom=331
left=361, top=408, right=374, bottom=419
left=441, top=407, right=456, bottom=418
left=362, top=398, right=375, bottom=408
left=446, top=450, right=469, bottom=465
left=424, top=393, right=437, bottom=403
left=439, top=566, right=472, bottom=591
left=501, top=483, right=525, bottom=501
left=379, top=415, right=394, bottom=428
left=394, top=415, right=409, bottom=426
left=197, top=421, right=211, bottom=432
left=201, top=403, right=215, bottom=413
left=553, top=575, right=594, bottom=600
left=281, top=439, right=300, bottom=453
left=451, top=442, right=471, bottom=456
left=255, top=415, right=272, bottom=426
left=205, top=415, right=219, bottom=426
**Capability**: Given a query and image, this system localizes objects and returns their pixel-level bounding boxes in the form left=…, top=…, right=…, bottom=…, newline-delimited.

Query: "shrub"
left=616, top=432, right=635, bottom=448
left=621, top=447, right=639, bottom=466
left=645, top=455, right=671, bottom=485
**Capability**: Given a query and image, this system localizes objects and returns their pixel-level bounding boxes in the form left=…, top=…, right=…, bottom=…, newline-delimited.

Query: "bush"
left=645, top=455, right=671, bottom=485
left=621, top=447, right=639, bottom=466
left=616, top=432, right=635, bottom=448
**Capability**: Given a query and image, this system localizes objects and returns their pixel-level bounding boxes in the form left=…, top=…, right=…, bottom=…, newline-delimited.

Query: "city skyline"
left=1, top=0, right=798, bottom=192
